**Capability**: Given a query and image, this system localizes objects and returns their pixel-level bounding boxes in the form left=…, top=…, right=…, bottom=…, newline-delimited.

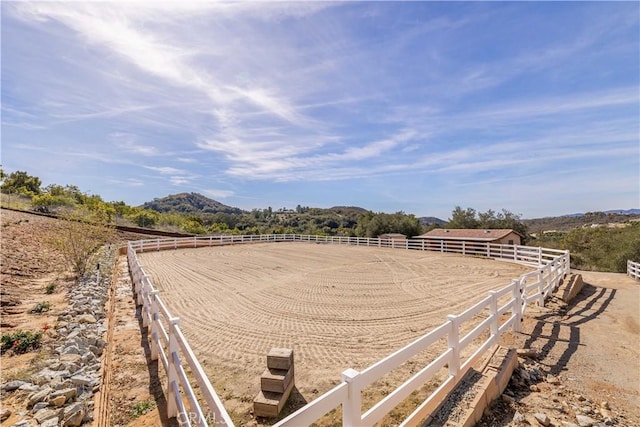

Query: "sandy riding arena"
left=138, top=242, right=530, bottom=423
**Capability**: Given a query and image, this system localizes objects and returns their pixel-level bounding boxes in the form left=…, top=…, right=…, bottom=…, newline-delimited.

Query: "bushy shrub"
left=28, top=301, right=51, bottom=314
left=1, top=330, right=43, bottom=354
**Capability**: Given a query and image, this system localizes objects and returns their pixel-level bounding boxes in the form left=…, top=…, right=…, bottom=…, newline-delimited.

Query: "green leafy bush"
left=29, top=301, right=51, bottom=314
left=1, top=330, right=43, bottom=354
left=44, top=283, right=57, bottom=294
left=130, top=400, right=156, bottom=418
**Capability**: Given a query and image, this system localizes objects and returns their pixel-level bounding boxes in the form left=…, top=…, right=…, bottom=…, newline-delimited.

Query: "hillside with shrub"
left=530, top=222, right=640, bottom=272
left=141, top=192, right=243, bottom=214
left=2, top=168, right=638, bottom=272
left=523, top=211, right=640, bottom=232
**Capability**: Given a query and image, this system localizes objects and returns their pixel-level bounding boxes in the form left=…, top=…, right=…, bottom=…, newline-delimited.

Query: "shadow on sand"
left=522, top=282, right=616, bottom=375
left=477, top=280, right=617, bottom=426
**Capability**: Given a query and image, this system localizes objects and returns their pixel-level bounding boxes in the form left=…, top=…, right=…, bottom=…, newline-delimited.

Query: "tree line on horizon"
left=1, top=169, right=638, bottom=272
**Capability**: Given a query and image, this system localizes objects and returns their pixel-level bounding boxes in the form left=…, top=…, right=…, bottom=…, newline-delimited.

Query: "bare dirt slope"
left=1, top=209, right=72, bottom=389
left=138, top=243, right=531, bottom=424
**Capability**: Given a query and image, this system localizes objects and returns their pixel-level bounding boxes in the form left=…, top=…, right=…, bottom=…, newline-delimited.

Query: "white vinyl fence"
left=628, top=260, right=640, bottom=280
left=127, top=234, right=570, bottom=427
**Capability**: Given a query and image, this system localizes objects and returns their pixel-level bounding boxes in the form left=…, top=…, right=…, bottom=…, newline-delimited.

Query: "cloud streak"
left=2, top=2, right=638, bottom=217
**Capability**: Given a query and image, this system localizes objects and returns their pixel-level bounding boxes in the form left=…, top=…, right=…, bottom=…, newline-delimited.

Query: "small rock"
left=576, top=394, right=586, bottom=401
left=0, top=408, right=11, bottom=421
left=77, top=313, right=97, bottom=324
left=18, top=383, right=40, bottom=393
left=534, top=413, right=551, bottom=426
left=70, top=375, right=93, bottom=387
left=40, top=418, right=59, bottom=427
left=576, top=414, right=597, bottom=427
left=63, top=402, right=85, bottom=427
left=1, top=380, right=27, bottom=392
left=502, top=394, right=514, bottom=403
left=603, top=417, right=614, bottom=425
left=50, top=387, right=77, bottom=401
left=12, top=421, right=35, bottom=427
left=59, top=353, right=82, bottom=364
left=50, top=395, right=67, bottom=407
left=601, top=401, right=610, bottom=410
left=32, top=402, right=48, bottom=412
left=546, top=374, right=560, bottom=385
left=27, top=387, right=51, bottom=408
left=530, top=384, right=540, bottom=392
left=34, top=408, right=58, bottom=424
left=513, top=411, right=526, bottom=423
left=561, top=423, right=580, bottom=427
left=520, top=369, right=531, bottom=381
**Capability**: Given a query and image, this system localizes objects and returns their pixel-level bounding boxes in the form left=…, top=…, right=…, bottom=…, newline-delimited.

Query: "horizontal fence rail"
left=628, top=260, right=640, bottom=280
left=126, top=234, right=570, bottom=426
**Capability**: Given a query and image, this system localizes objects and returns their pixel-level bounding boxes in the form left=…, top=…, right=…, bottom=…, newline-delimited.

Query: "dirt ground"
left=0, top=210, right=73, bottom=386
left=3, top=209, right=639, bottom=427
left=0, top=209, right=163, bottom=426
left=137, top=243, right=531, bottom=424
left=481, top=270, right=640, bottom=426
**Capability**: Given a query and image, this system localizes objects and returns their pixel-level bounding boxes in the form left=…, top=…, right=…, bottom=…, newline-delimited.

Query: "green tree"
left=355, top=211, right=423, bottom=238
left=447, top=206, right=527, bottom=238
left=130, top=209, right=159, bottom=228
left=447, top=206, right=479, bottom=228
left=1, top=170, right=42, bottom=196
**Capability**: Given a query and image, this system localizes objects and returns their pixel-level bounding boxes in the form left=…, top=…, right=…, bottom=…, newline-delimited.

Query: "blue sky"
left=2, top=2, right=638, bottom=219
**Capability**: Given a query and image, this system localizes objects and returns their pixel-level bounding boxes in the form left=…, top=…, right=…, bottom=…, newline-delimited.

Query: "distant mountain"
left=561, top=209, right=640, bottom=217
left=523, top=210, right=640, bottom=232
left=604, top=209, right=640, bottom=215
left=141, top=192, right=244, bottom=214
left=419, top=216, right=446, bottom=226
left=328, top=206, right=369, bottom=216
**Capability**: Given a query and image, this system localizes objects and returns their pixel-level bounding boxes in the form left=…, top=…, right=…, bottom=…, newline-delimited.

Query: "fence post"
left=462, top=241, right=466, bottom=255
left=167, top=317, right=180, bottom=419
left=150, top=290, right=160, bottom=361
left=486, top=243, right=490, bottom=258
left=447, top=315, right=460, bottom=378
left=157, top=239, right=160, bottom=251
left=537, top=270, right=545, bottom=306
left=489, top=291, right=499, bottom=344
left=342, top=369, right=362, bottom=427
left=538, top=247, right=542, bottom=266
left=512, top=280, right=522, bottom=333
left=134, top=275, right=141, bottom=306
left=513, top=245, right=518, bottom=262
left=139, top=275, right=151, bottom=306
left=141, top=277, right=150, bottom=328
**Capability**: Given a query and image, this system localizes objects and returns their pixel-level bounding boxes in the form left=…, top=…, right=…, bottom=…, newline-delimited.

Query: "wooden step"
left=267, top=348, right=294, bottom=370
left=253, top=373, right=295, bottom=418
left=261, top=367, right=294, bottom=393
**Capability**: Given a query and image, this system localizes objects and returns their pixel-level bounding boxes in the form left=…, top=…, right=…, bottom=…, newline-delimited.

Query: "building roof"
left=414, top=229, right=522, bottom=241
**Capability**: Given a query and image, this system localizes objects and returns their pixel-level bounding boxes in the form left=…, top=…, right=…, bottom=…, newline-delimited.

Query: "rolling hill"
left=141, top=193, right=244, bottom=215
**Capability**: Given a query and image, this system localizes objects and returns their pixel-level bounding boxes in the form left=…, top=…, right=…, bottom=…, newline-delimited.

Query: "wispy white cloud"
left=107, top=178, right=145, bottom=187
left=144, top=166, right=185, bottom=175
left=202, top=189, right=234, bottom=199
left=2, top=2, right=637, bottom=216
